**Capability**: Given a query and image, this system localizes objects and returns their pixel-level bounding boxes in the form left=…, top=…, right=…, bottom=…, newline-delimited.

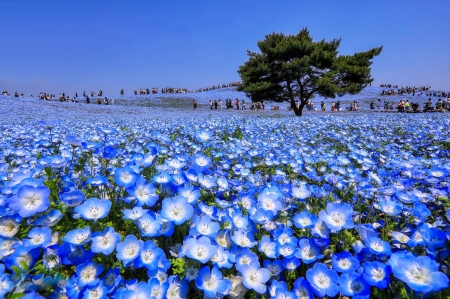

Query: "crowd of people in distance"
left=207, top=98, right=249, bottom=110
left=369, top=97, right=450, bottom=113
left=161, top=87, right=188, bottom=94
left=379, top=84, right=449, bottom=98
left=190, top=81, right=242, bottom=93
left=133, top=88, right=158, bottom=95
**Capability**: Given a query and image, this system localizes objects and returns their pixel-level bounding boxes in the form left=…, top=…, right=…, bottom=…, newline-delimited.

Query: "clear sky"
left=1, top=0, right=449, bottom=95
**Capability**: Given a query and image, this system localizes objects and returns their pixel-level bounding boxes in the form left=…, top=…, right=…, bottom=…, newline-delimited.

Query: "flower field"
left=1, top=112, right=450, bottom=298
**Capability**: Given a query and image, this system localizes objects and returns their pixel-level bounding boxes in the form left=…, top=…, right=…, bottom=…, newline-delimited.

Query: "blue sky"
left=1, top=0, right=449, bottom=95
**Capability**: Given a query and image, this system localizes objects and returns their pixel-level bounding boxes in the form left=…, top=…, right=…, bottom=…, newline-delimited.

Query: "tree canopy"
left=237, top=28, right=382, bottom=116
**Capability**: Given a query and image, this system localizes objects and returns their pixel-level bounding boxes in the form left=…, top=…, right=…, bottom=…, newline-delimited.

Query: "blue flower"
left=160, top=195, right=193, bottom=225
left=135, top=240, right=164, bottom=270
left=102, top=146, right=117, bottom=160
left=126, top=177, right=159, bottom=207
left=296, top=238, right=323, bottom=264
left=116, top=235, right=143, bottom=267
left=60, top=190, right=85, bottom=207
left=196, top=266, right=231, bottom=298
left=8, top=185, right=50, bottom=217
left=392, top=254, right=449, bottom=293
left=191, top=215, right=220, bottom=238
left=293, top=211, right=318, bottom=229
left=378, top=200, right=403, bottom=217
left=63, top=227, right=91, bottom=246
left=339, top=273, right=370, bottom=297
left=24, top=227, right=53, bottom=249
left=319, top=202, right=354, bottom=232
left=258, top=235, right=277, bottom=258
left=331, top=251, right=360, bottom=273
left=76, top=261, right=104, bottom=288
left=137, top=213, right=161, bottom=237
left=293, top=278, right=314, bottom=299
left=364, top=236, right=392, bottom=256
left=240, top=260, right=271, bottom=294
left=74, top=198, right=111, bottom=222
left=231, top=230, right=258, bottom=248
left=91, top=227, right=121, bottom=255
left=306, top=263, right=339, bottom=298
left=34, top=209, right=63, bottom=227
left=185, top=236, right=217, bottom=264
left=115, top=166, right=138, bottom=188
left=362, top=261, right=391, bottom=289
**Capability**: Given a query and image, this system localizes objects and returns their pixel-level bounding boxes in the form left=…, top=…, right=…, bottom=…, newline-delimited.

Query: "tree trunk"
left=290, top=97, right=303, bottom=116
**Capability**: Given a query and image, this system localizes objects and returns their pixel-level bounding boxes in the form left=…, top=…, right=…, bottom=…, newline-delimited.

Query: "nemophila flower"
left=358, top=223, right=379, bottom=240
left=152, top=171, right=173, bottom=185
left=296, top=238, right=323, bottom=264
left=122, top=206, right=147, bottom=221
left=196, top=266, right=231, bottom=298
left=166, top=275, right=188, bottom=299
left=231, top=230, right=258, bottom=248
left=86, top=176, right=108, bottom=187
left=60, top=190, right=85, bottom=207
left=24, top=227, right=52, bottom=249
left=420, top=225, right=447, bottom=251
left=215, top=229, right=232, bottom=249
left=211, top=247, right=234, bottom=269
left=191, top=215, right=220, bottom=238
left=362, top=261, right=391, bottom=289
left=378, top=200, right=403, bottom=217
left=364, top=236, right=392, bottom=256
left=0, top=217, right=19, bottom=238
left=197, top=173, right=217, bottom=189
left=161, top=195, right=193, bottom=225
left=8, top=184, right=50, bottom=217
left=5, top=246, right=40, bottom=272
left=392, top=254, right=449, bottom=293
left=231, top=210, right=250, bottom=230
left=273, top=227, right=297, bottom=246
left=250, top=207, right=274, bottom=225
left=137, top=213, right=161, bottom=237
left=48, top=155, right=68, bottom=168
left=293, top=211, right=318, bottom=229
left=194, top=154, right=212, bottom=171
left=269, top=280, right=296, bottom=299
left=82, top=281, right=108, bottom=299
left=74, top=198, right=111, bottom=222
left=126, top=177, right=159, bottom=207
left=319, top=202, right=354, bottom=232
left=257, top=193, right=283, bottom=216
left=63, top=227, right=91, bottom=246
left=293, top=278, right=314, bottom=299
left=412, top=202, right=431, bottom=221
left=66, top=135, right=83, bottom=147
left=331, top=251, right=360, bottom=273
left=177, top=185, right=200, bottom=204
left=311, top=220, right=331, bottom=239
left=135, top=240, right=164, bottom=270
left=264, top=259, right=284, bottom=277
left=339, top=273, right=370, bottom=297
left=102, top=146, right=117, bottom=160
left=148, top=277, right=169, bottom=299
left=291, top=185, right=312, bottom=199
left=240, top=260, right=270, bottom=294
left=157, top=217, right=174, bottom=237
left=306, top=263, right=339, bottom=298
left=235, top=248, right=259, bottom=272
left=0, top=273, right=14, bottom=298
left=75, top=261, right=104, bottom=288
left=116, top=235, right=143, bottom=267
left=115, top=166, right=138, bottom=188
left=196, top=129, right=213, bottom=143
left=185, top=236, right=217, bottom=264
left=90, top=227, right=121, bottom=255
left=283, top=257, right=301, bottom=270
left=258, top=235, right=277, bottom=258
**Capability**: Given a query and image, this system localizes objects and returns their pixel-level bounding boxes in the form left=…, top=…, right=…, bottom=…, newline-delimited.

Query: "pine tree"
left=237, top=28, right=382, bottom=116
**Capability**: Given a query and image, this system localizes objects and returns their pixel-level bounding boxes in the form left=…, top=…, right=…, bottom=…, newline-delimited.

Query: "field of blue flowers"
left=0, top=89, right=450, bottom=298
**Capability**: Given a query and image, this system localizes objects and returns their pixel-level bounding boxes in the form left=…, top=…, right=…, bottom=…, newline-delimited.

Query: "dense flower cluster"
left=0, top=114, right=449, bottom=298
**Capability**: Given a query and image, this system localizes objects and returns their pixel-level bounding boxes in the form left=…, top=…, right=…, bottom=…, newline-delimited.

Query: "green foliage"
left=232, top=127, right=244, bottom=140
left=237, top=28, right=382, bottom=116
left=170, top=258, right=186, bottom=279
